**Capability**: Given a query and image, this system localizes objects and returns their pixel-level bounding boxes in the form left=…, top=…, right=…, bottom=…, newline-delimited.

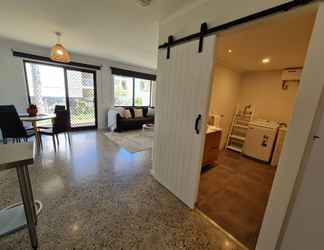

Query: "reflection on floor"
left=1, top=131, right=246, bottom=250
left=197, top=150, right=276, bottom=250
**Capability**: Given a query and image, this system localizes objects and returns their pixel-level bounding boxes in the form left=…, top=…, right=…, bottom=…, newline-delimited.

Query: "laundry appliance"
left=242, top=119, right=279, bottom=162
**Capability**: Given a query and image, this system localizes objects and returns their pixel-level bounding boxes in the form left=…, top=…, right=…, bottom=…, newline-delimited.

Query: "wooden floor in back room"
left=197, top=150, right=277, bottom=250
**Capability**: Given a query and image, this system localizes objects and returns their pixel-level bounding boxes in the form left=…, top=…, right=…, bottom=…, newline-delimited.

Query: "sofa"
left=114, top=107, right=154, bottom=132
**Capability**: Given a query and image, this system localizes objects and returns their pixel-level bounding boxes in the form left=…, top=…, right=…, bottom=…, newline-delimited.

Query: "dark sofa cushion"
left=142, top=107, right=148, bottom=117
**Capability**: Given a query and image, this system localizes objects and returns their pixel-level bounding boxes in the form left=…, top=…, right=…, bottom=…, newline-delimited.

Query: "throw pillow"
left=124, top=109, right=132, bottom=119
left=134, top=108, right=143, bottom=118
left=147, top=107, right=154, bottom=117
left=118, top=108, right=126, bottom=118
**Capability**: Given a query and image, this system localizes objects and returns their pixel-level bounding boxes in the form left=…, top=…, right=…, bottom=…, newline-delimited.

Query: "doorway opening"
left=197, top=5, right=318, bottom=250
left=24, top=61, right=97, bottom=129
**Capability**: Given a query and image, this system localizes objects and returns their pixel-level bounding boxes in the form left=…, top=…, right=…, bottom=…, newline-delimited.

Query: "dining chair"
left=0, top=105, right=35, bottom=143
left=54, top=105, right=66, bottom=112
left=38, top=105, right=67, bottom=130
left=39, top=110, right=71, bottom=150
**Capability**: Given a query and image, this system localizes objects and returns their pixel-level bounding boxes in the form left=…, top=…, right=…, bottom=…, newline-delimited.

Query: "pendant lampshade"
left=50, top=32, right=70, bottom=63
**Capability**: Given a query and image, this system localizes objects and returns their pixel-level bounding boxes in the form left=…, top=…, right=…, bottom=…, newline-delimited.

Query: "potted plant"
left=26, top=104, right=38, bottom=117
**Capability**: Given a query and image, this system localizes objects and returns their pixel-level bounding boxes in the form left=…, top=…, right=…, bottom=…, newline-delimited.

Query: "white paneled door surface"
left=153, top=36, right=216, bottom=208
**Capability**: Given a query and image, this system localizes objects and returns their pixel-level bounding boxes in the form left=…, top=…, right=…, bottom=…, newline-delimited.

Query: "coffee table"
left=142, top=123, right=154, bottom=131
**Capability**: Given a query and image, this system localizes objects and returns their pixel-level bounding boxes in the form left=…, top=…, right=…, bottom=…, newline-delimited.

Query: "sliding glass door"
left=25, top=62, right=67, bottom=114
left=66, top=69, right=96, bottom=128
left=24, top=61, right=97, bottom=129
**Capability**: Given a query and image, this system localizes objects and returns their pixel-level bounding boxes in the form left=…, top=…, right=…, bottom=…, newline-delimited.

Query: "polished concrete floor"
left=197, top=150, right=276, bottom=250
left=0, top=131, right=246, bottom=250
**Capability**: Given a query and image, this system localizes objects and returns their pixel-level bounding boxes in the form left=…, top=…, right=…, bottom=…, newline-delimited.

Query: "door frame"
left=190, top=3, right=324, bottom=250
left=276, top=78, right=324, bottom=249
left=255, top=3, right=324, bottom=249
left=23, top=59, right=98, bottom=130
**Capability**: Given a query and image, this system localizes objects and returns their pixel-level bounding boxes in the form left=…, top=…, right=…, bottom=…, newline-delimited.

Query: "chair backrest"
left=0, top=105, right=27, bottom=138
left=53, top=110, right=70, bottom=133
left=0, top=105, right=17, bottom=113
left=54, top=105, right=66, bottom=113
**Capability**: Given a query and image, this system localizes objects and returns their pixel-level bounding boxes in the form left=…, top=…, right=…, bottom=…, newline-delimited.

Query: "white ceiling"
left=0, top=0, right=198, bottom=69
left=216, top=5, right=318, bottom=72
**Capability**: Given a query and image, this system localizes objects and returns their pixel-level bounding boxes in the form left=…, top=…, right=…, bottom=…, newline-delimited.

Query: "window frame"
left=113, top=74, right=154, bottom=107
left=23, top=59, right=98, bottom=130
left=112, top=74, right=134, bottom=107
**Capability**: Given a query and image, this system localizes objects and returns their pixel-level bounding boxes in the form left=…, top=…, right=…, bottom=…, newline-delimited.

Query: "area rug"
left=104, top=130, right=153, bottom=153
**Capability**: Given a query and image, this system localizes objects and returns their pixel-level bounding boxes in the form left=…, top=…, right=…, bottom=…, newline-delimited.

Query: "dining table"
left=20, top=114, right=56, bottom=147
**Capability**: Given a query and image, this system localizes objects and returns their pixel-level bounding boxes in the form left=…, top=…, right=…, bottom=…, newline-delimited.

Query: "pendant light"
left=136, top=0, right=152, bottom=7
left=50, top=32, right=71, bottom=63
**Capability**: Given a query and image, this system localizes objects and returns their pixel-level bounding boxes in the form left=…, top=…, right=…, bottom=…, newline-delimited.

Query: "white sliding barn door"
left=153, top=36, right=216, bottom=208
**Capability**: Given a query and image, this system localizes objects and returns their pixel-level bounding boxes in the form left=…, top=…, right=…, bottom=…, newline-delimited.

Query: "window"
left=25, top=62, right=66, bottom=114
left=134, top=78, right=151, bottom=106
left=24, top=61, right=97, bottom=128
left=113, top=75, right=133, bottom=106
left=113, top=75, right=155, bottom=107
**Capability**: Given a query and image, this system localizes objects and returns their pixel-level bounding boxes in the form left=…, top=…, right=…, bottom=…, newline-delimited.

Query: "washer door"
left=243, top=125, right=277, bottom=162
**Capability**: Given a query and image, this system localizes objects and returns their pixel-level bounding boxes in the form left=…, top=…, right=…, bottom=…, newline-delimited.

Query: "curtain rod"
left=12, top=50, right=102, bottom=70
left=159, top=0, right=314, bottom=49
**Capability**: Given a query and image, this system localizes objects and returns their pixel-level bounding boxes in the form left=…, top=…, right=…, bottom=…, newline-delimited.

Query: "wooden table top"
left=20, top=114, right=55, bottom=122
left=0, top=143, right=35, bottom=171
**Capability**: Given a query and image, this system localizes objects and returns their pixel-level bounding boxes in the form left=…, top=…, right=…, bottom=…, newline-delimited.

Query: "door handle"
left=195, top=114, right=202, bottom=134
left=313, top=135, right=320, bottom=140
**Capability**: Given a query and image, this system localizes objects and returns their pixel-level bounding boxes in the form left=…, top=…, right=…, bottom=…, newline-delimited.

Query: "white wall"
left=209, top=64, right=241, bottom=149
left=209, top=68, right=299, bottom=149
left=0, top=36, right=156, bottom=130
left=238, top=71, right=299, bottom=124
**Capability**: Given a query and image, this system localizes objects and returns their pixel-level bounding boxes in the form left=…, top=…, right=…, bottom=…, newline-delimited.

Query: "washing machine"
left=242, top=119, right=279, bottom=162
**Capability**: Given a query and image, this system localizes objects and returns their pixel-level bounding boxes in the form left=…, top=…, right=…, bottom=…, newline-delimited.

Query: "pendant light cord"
left=54, top=31, right=61, bottom=44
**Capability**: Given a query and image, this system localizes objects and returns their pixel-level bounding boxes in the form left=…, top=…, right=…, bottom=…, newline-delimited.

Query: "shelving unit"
left=233, top=124, right=248, bottom=129
left=229, top=134, right=246, bottom=141
left=227, top=145, right=243, bottom=153
left=226, top=105, right=255, bottom=153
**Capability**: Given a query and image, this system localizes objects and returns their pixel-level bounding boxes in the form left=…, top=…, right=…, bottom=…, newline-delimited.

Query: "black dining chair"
left=54, top=105, right=66, bottom=112
left=38, top=105, right=67, bottom=130
left=0, top=105, right=35, bottom=143
left=39, top=110, right=71, bottom=150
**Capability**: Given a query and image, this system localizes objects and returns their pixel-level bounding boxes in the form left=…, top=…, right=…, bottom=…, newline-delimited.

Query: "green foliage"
left=134, top=97, right=142, bottom=106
